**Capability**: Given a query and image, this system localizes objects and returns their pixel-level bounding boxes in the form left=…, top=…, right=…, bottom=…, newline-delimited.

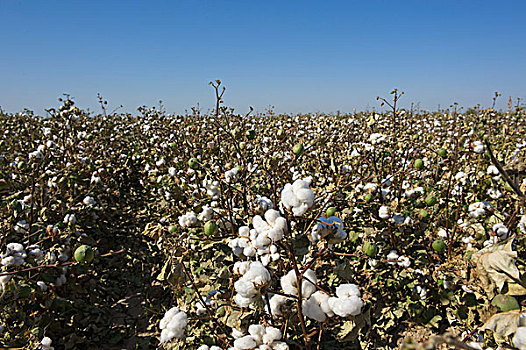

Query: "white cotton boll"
left=281, top=185, right=300, bottom=208
left=234, top=261, right=251, bottom=275
left=514, top=327, right=526, bottom=350
left=238, top=226, right=250, bottom=237
left=268, top=294, right=288, bottom=316
left=301, top=293, right=327, bottom=322
left=292, top=203, right=309, bottom=216
left=37, top=281, right=48, bottom=291
left=302, top=269, right=317, bottom=298
left=272, top=342, right=289, bottom=350
left=253, top=215, right=271, bottom=233
left=198, top=206, right=214, bottom=222
left=469, top=202, right=487, bottom=218
left=263, top=326, right=282, bottom=344
left=243, top=246, right=256, bottom=257
left=255, top=234, right=271, bottom=249
left=254, top=196, right=273, bottom=213
left=260, top=254, right=272, bottom=266
left=245, top=262, right=271, bottom=285
left=248, top=324, right=265, bottom=344
left=6, top=243, right=24, bottom=252
left=235, top=280, right=257, bottom=298
left=295, top=188, right=314, bottom=206
left=397, top=256, right=411, bottom=268
left=234, top=335, right=257, bottom=349
left=329, top=295, right=363, bottom=317
left=487, top=165, right=500, bottom=176
left=41, top=336, right=53, bottom=350
left=378, top=206, right=390, bottom=219
left=493, top=223, right=509, bottom=239
left=387, top=250, right=399, bottom=264
left=234, top=294, right=254, bottom=308
left=178, top=212, right=197, bottom=228
left=363, top=183, right=378, bottom=192
left=292, top=179, right=309, bottom=192
left=83, top=196, right=96, bottom=206
left=473, top=141, right=484, bottom=154
left=159, top=307, right=188, bottom=343
left=168, top=167, right=177, bottom=177
left=264, top=209, right=280, bottom=226
left=335, top=284, right=361, bottom=299
left=232, top=328, right=245, bottom=339
left=438, top=229, right=448, bottom=238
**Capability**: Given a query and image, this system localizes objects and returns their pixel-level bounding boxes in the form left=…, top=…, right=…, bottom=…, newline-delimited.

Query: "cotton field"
left=1, top=90, right=526, bottom=350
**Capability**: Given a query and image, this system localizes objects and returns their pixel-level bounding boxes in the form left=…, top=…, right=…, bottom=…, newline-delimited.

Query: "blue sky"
left=1, top=0, right=525, bottom=115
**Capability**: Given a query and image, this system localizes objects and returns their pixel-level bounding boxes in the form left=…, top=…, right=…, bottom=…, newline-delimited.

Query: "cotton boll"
left=386, top=250, right=399, bottom=264
left=493, top=223, right=509, bottom=239
left=264, top=209, right=280, bottom=226
left=178, top=212, right=197, bottom=228
left=234, top=279, right=257, bottom=298
left=379, top=206, right=390, bottom=219
left=234, top=335, right=257, bottom=349
left=397, top=255, right=411, bottom=268
left=263, top=326, right=282, bottom=344
left=159, top=307, right=188, bottom=343
left=232, top=328, right=245, bottom=339
left=248, top=324, right=265, bottom=344
left=301, top=293, right=327, bottom=322
left=328, top=295, right=363, bottom=317
left=234, top=261, right=251, bottom=275
left=281, top=269, right=317, bottom=298
left=235, top=294, right=254, bottom=308
left=335, top=284, right=360, bottom=299
left=40, top=336, right=54, bottom=350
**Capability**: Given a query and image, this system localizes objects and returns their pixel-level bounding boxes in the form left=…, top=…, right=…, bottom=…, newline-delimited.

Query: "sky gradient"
left=1, top=0, right=525, bottom=115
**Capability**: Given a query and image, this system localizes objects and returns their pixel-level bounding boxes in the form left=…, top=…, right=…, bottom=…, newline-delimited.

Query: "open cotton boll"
left=378, top=206, right=390, bottom=219
left=492, top=222, right=509, bottom=239
left=178, top=212, right=197, bottom=228
left=248, top=324, right=265, bottom=344
left=234, top=335, right=257, bottom=349
left=280, top=179, right=315, bottom=217
left=303, top=291, right=333, bottom=322
left=40, top=336, right=54, bottom=350
left=254, top=196, right=273, bottom=213
left=472, top=140, right=484, bottom=153
left=159, top=307, right=188, bottom=343
left=262, top=326, right=282, bottom=344
left=281, top=269, right=317, bottom=298
left=328, top=295, right=363, bottom=317
left=335, top=284, right=360, bottom=299
left=268, top=294, right=289, bottom=316
left=198, top=346, right=222, bottom=350
left=468, top=202, right=488, bottom=218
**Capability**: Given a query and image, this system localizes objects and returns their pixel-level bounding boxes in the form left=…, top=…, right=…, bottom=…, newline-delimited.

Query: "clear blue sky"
left=1, top=0, right=525, bottom=115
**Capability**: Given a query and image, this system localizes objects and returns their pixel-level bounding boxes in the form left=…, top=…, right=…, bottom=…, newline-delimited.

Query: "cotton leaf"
left=473, top=240, right=522, bottom=295
left=482, top=310, right=523, bottom=338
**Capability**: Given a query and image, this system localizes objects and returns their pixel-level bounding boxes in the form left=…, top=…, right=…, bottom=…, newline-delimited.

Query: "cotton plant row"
left=1, top=96, right=525, bottom=349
